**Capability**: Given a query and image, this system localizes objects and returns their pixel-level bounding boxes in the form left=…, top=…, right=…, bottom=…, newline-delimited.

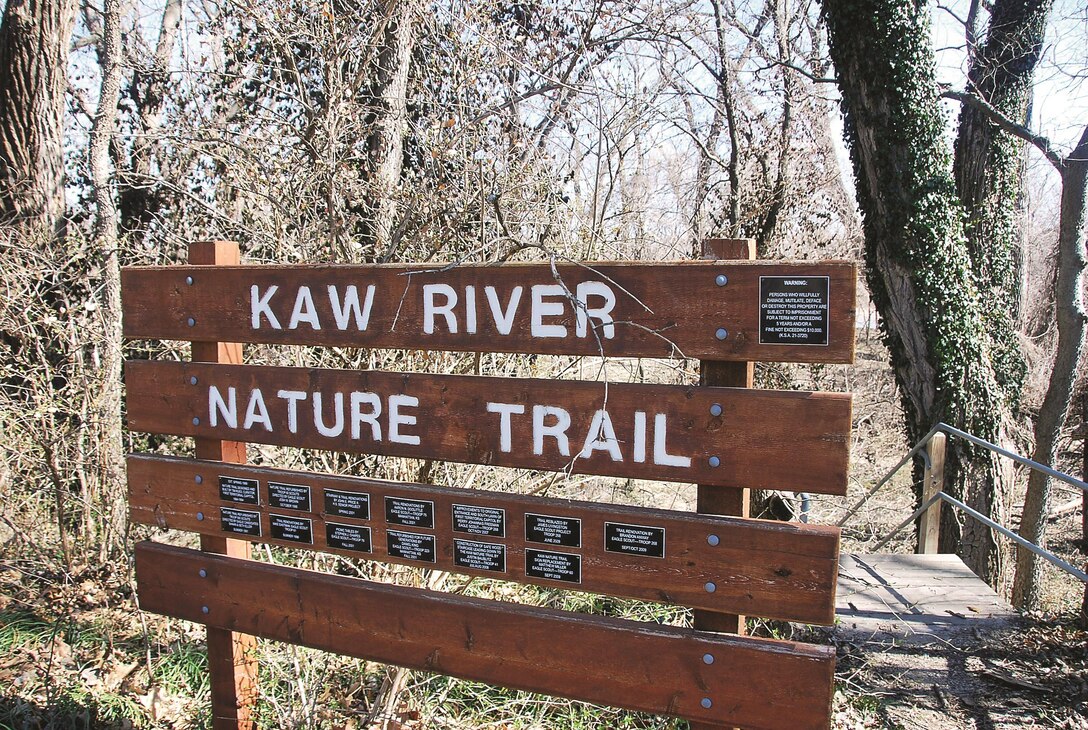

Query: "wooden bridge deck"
left=835, top=553, right=1019, bottom=646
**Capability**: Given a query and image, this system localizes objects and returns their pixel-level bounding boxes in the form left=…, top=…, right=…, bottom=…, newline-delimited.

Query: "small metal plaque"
left=759, top=276, right=830, bottom=346
left=268, top=481, right=311, bottom=511
left=604, top=522, right=666, bottom=558
left=324, top=489, right=370, bottom=520
left=452, top=504, right=506, bottom=537
left=387, top=529, right=436, bottom=563
left=525, top=513, right=581, bottom=547
left=220, top=507, right=262, bottom=537
left=269, top=514, right=313, bottom=544
left=218, top=476, right=259, bottom=505
left=326, top=522, right=372, bottom=553
left=525, top=548, right=581, bottom=584
left=453, top=539, right=507, bottom=573
left=385, top=497, right=435, bottom=529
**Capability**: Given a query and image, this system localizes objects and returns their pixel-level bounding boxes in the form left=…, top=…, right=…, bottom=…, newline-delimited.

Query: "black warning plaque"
left=759, top=276, right=830, bottom=346
left=324, top=489, right=370, bottom=520
left=270, top=514, right=313, bottom=544
left=525, top=513, right=581, bottom=547
left=385, top=497, right=435, bottom=529
left=452, top=504, right=506, bottom=537
left=604, top=522, right=666, bottom=558
left=220, top=507, right=262, bottom=537
left=387, top=530, right=436, bottom=563
left=268, top=481, right=311, bottom=511
left=218, top=476, right=259, bottom=505
left=453, top=539, right=507, bottom=573
left=326, top=522, right=372, bottom=553
left=525, top=549, right=582, bottom=584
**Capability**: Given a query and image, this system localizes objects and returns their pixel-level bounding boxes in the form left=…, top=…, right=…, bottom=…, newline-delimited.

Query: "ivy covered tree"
left=821, top=0, right=1053, bottom=583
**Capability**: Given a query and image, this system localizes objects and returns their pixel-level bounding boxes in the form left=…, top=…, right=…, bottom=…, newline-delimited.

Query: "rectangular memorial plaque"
left=387, top=529, right=436, bottom=563
left=385, top=497, right=435, bottom=529
left=326, top=522, right=372, bottom=553
left=220, top=507, right=262, bottom=537
left=525, top=549, right=582, bottom=584
left=270, top=514, right=313, bottom=544
left=604, top=522, right=666, bottom=558
left=525, top=513, right=581, bottom=547
left=452, top=504, right=506, bottom=537
left=453, top=539, right=507, bottom=573
left=268, top=481, right=311, bottom=511
left=325, top=489, right=370, bottom=520
left=759, top=276, right=830, bottom=346
left=218, top=475, right=259, bottom=505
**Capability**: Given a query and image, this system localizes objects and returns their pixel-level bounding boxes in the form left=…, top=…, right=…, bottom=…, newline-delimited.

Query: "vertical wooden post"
left=189, top=241, right=258, bottom=730
left=1080, top=392, right=1087, bottom=625
left=917, top=432, right=946, bottom=555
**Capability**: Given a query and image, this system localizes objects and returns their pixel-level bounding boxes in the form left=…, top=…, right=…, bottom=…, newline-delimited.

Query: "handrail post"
left=917, top=432, right=946, bottom=555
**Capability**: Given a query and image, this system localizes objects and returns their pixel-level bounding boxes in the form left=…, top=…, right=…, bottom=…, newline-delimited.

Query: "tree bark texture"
left=0, top=0, right=77, bottom=234
left=1012, top=126, right=1088, bottom=608
left=823, top=0, right=1012, bottom=582
left=953, top=0, right=1052, bottom=396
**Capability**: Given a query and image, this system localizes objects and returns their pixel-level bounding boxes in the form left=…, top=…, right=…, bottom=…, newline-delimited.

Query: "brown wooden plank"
left=124, top=361, right=852, bottom=495
left=127, top=453, right=840, bottom=624
left=189, top=241, right=257, bottom=730
left=135, top=541, right=836, bottom=729
left=121, top=260, right=857, bottom=363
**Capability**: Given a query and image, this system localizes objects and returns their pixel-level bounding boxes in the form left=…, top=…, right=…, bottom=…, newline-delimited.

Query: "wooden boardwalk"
left=835, top=553, right=1019, bottom=646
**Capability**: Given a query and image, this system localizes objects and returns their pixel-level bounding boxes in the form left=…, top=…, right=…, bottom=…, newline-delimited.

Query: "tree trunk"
left=1012, top=125, right=1088, bottom=608
left=822, top=0, right=1013, bottom=583
left=0, top=0, right=77, bottom=234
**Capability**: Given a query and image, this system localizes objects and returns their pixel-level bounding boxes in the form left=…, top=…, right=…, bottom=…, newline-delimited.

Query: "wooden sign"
left=127, top=454, right=841, bottom=624
left=136, top=541, right=836, bottom=730
left=124, top=361, right=852, bottom=495
left=121, top=261, right=857, bottom=363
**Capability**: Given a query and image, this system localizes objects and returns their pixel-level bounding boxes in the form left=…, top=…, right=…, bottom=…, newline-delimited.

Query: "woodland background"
left=0, top=0, right=1086, bottom=726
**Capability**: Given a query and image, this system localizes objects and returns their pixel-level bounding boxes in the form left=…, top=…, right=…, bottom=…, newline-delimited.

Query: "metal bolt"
left=196, top=512, right=205, bottom=521
left=201, top=606, right=210, bottom=615
left=194, top=475, right=203, bottom=484
left=187, top=317, right=196, bottom=327
left=703, top=654, right=715, bottom=665
left=704, top=582, right=716, bottom=593
left=192, top=417, right=200, bottom=426
left=199, top=569, right=207, bottom=578
left=709, top=456, right=721, bottom=468
left=715, top=274, right=728, bottom=287
left=190, top=376, right=198, bottom=385
left=715, top=328, right=728, bottom=340
left=186, top=276, right=194, bottom=286
left=707, top=534, right=720, bottom=547
left=710, top=403, right=722, bottom=417
left=701, top=698, right=713, bottom=709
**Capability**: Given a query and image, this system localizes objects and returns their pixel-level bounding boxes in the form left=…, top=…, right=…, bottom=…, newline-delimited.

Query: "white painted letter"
left=313, top=392, right=345, bottom=437
left=575, top=281, right=616, bottom=339
left=633, top=411, right=647, bottom=463
left=533, top=405, right=571, bottom=456
left=350, top=392, right=382, bottom=440
left=423, top=284, right=458, bottom=334
left=251, top=285, right=281, bottom=329
left=486, top=402, right=525, bottom=452
left=209, top=386, right=237, bottom=429
left=277, top=390, right=308, bottom=434
left=288, top=286, right=321, bottom=330
left=328, top=284, right=375, bottom=331
left=465, top=285, right=477, bottom=334
left=243, top=389, right=272, bottom=431
left=531, top=285, right=568, bottom=338
left=389, top=394, right=421, bottom=445
left=580, top=409, right=622, bottom=461
left=485, top=286, right=522, bottom=335
left=653, top=413, right=691, bottom=467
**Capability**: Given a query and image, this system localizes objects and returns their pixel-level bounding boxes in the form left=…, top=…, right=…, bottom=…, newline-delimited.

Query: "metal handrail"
left=840, top=421, right=1088, bottom=584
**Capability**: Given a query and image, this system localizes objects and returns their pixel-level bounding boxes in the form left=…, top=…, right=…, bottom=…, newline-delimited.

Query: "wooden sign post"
left=122, top=245, right=856, bottom=729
